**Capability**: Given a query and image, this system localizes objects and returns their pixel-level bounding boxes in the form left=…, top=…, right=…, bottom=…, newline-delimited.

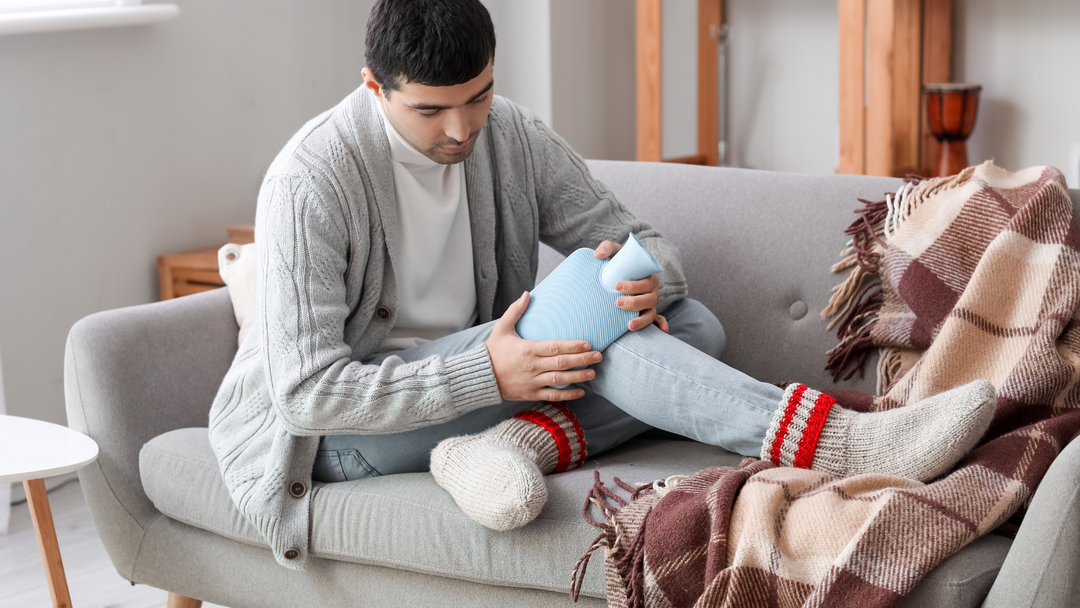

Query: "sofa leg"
left=167, top=592, right=203, bottom=608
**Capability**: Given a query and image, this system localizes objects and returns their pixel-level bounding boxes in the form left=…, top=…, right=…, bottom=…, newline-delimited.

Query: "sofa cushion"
left=140, top=428, right=1014, bottom=604
left=140, top=427, right=742, bottom=599
left=900, top=533, right=1012, bottom=608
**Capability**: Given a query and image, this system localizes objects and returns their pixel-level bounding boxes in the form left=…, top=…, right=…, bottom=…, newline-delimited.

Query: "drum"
left=925, top=83, right=981, bottom=177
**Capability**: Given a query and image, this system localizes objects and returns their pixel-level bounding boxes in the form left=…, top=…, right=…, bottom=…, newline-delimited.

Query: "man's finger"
left=533, top=339, right=593, bottom=358
left=540, top=349, right=602, bottom=372
left=615, top=273, right=660, bottom=295
left=655, top=314, right=670, bottom=333
left=594, top=240, right=623, bottom=260
left=540, top=387, right=586, bottom=402
left=494, top=291, right=530, bottom=334
left=616, top=291, right=659, bottom=312
left=540, top=368, right=596, bottom=387
left=630, top=308, right=658, bottom=331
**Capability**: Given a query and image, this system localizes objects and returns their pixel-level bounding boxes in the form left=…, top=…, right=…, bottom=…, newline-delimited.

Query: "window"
left=0, top=0, right=135, bottom=13
left=0, top=0, right=179, bottom=36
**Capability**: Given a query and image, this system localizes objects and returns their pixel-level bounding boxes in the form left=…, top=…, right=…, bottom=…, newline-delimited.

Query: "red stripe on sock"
left=769, top=384, right=808, bottom=466
left=547, top=402, right=587, bottom=470
left=514, top=410, right=573, bottom=472
left=792, top=393, right=837, bottom=469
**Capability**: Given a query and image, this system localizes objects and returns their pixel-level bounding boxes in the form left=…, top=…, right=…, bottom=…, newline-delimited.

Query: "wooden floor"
left=0, top=481, right=226, bottom=608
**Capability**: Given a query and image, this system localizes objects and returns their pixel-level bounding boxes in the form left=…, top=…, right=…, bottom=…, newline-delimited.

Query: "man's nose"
left=444, top=110, right=470, bottom=143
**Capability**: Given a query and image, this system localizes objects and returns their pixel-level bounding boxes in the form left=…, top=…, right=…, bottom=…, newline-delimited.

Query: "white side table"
left=0, top=415, right=99, bottom=608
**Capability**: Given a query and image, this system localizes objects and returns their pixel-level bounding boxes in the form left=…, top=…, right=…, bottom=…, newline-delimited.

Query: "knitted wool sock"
left=761, top=379, right=995, bottom=482
left=430, top=402, right=587, bottom=531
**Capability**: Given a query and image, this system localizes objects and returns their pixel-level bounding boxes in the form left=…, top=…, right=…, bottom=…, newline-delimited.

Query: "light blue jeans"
left=313, top=299, right=783, bottom=482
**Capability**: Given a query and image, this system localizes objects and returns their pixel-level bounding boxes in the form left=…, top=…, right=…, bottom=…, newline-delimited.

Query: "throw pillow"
left=217, top=243, right=256, bottom=347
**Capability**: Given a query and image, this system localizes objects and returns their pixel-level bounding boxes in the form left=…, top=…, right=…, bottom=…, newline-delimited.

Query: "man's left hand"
left=594, top=240, right=669, bottom=333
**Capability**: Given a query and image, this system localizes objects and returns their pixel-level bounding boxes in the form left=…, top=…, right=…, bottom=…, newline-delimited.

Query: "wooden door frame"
left=636, top=0, right=724, bottom=165
left=838, top=0, right=952, bottom=177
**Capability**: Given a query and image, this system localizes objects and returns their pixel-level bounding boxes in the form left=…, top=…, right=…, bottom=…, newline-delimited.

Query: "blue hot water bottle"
left=516, top=233, right=663, bottom=352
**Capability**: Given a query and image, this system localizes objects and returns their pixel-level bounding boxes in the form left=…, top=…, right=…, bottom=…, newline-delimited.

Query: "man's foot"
left=430, top=403, right=587, bottom=531
left=761, top=380, right=996, bottom=482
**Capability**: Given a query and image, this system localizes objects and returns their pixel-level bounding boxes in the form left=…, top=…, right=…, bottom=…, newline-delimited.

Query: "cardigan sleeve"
left=255, top=175, right=502, bottom=437
left=520, top=109, right=689, bottom=312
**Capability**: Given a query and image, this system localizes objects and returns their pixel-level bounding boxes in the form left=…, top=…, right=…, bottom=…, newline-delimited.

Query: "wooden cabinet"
left=226, top=225, right=254, bottom=245
left=156, top=225, right=254, bottom=300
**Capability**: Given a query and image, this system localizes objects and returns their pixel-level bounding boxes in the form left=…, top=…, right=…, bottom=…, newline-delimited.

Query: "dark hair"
left=366, top=0, right=496, bottom=94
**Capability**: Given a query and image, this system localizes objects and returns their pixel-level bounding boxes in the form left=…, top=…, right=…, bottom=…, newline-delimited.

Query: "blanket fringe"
left=571, top=470, right=660, bottom=604
left=822, top=167, right=979, bottom=388
left=821, top=196, right=889, bottom=333
left=825, top=171, right=968, bottom=324
left=570, top=534, right=606, bottom=602
left=581, top=469, right=630, bottom=528
left=620, top=516, right=649, bottom=608
left=875, top=346, right=903, bottom=394
left=825, top=280, right=883, bottom=382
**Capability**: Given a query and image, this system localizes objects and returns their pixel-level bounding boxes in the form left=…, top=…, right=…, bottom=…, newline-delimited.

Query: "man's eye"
left=419, top=110, right=440, bottom=118
left=471, top=95, right=489, bottom=105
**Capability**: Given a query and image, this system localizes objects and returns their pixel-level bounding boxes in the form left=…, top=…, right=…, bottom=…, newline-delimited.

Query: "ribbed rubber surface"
left=517, top=248, right=636, bottom=352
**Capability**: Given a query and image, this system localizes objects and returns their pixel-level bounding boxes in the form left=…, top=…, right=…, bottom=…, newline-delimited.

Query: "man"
left=209, top=0, right=995, bottom=569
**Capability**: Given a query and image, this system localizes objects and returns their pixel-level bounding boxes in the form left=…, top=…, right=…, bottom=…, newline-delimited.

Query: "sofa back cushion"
left=564, top=162, right=1080, bottom=396
left=538, top=162, right=896, bottom=395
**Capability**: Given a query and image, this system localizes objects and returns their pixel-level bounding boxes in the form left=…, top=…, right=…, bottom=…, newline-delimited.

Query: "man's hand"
left=594, top=240, right=669, bottom=333
left=486, top=292, right=603, bottom=401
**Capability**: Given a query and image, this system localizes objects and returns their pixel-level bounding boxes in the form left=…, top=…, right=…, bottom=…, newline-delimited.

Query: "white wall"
left=550, top=0, right=636, bottom=161
left=725, top=0, right=839, bottom=173
left=482, top=0, right=553, bottom=127
left=708, top=0, right=1080, bottom=177
left=662, top=0, right=698, bottom=159
left=547, top=0, right=843, bottom=172
left=0, top=0, right=374, bottom=426
left=955, top=0, right=1080, bottom=185
left=486, top=0, right=638, bottom=161
left=0, top=345, right=8, bottom=535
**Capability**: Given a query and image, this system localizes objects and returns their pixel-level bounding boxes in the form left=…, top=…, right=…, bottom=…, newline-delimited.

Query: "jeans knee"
left=696, top=308, right=726, bottom=360
left=666, top=298, right=726, bottom=359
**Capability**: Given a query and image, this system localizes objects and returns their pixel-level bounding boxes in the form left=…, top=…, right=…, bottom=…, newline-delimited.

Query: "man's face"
left=362, top=61, right=494, bottom=165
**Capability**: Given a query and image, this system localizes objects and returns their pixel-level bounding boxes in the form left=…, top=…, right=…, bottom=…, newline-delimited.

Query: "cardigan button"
left=289, top=481, right=307, bottom=498
left=283, top=548, right=301, bottom=560
left=375, top=305, right=392, bottom=320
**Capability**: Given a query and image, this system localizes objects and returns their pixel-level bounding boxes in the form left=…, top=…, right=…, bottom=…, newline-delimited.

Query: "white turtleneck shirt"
left=374, top=94, right=478, bottom=353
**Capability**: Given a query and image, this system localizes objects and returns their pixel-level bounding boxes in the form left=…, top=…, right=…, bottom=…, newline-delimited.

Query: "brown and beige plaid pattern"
left=574, top=163, right=1080, bottom=607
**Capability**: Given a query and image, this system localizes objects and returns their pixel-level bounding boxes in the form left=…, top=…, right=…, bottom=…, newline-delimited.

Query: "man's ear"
left=360, top=67, right=385, bottom=100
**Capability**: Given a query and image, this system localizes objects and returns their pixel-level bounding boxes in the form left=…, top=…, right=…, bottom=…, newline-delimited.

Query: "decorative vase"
left=925, top=83, right=981, bottom=178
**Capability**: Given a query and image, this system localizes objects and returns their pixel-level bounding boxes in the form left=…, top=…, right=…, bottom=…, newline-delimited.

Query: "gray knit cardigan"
left=207, top=87, right=688, bottom=569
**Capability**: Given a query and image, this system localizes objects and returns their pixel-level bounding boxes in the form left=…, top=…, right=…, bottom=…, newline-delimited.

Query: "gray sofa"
left=65, top=160, right=1080, bottom=607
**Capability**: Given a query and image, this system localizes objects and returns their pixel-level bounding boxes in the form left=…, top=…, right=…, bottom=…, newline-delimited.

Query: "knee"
left=664, top=298, right=726, bottom=360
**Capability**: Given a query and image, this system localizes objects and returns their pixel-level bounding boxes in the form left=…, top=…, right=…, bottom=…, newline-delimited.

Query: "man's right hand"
left=485, top=291, right=603, bottom=402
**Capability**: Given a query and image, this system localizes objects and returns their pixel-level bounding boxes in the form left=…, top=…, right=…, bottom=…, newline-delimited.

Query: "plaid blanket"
left=573, top=163, right=1080, bottom=607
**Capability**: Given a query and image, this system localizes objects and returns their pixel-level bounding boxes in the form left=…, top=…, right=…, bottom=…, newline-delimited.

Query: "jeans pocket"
left=312, top=449, right=381, bottom=482
left=312, top=450, right=345, bottom=483
left=340, top=448, right=381, bottom=479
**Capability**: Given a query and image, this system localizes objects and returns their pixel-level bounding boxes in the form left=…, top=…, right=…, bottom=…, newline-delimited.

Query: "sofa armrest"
left=64, top=288, right=238, bottom=580
left=983, top=433, right=1080, bottom=607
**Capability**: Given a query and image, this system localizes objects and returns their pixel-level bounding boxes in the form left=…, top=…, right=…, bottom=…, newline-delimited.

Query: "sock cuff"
left=762, top=384, right=837, bottom=469
left=514, top=402, right=587, bottom=473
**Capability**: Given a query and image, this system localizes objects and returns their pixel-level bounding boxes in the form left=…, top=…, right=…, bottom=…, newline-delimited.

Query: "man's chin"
left=426, top=141, right=477, bottom=165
